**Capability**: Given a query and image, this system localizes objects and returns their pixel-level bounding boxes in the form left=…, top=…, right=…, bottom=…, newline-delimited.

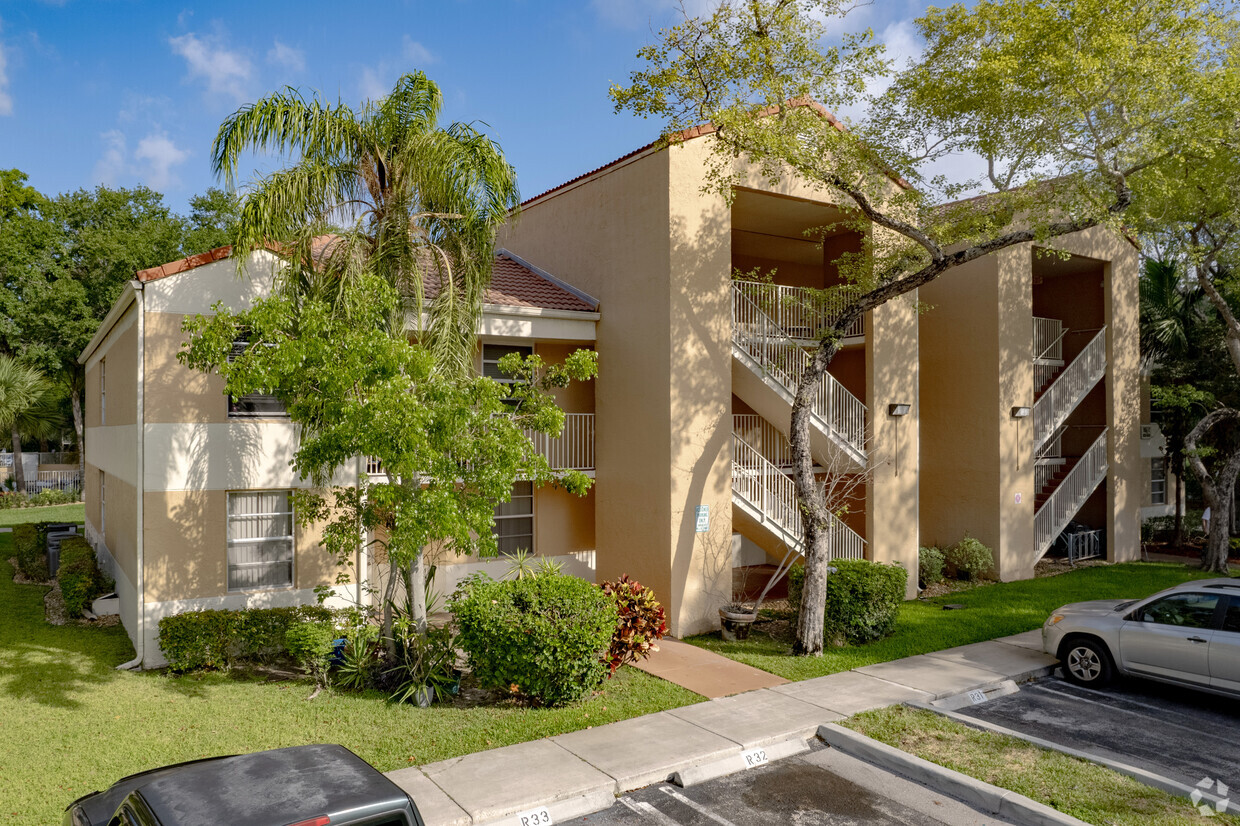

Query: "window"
left=1151, top=458, right=1167, bottom=506
left=99, top=357, right=106, bottom=425
left=227, top=340, right=288, bottom=418
left=493, top=480, right=533, bottom=556
left=482, top=343, right=532, bottom=383
left=99, top=470, right=106, bottom=536
left=227, top=490, right=294, bottom=590
left=1140, top=593, right=1220, bottom=629
left=1223, top=596, right=1240, bottom=634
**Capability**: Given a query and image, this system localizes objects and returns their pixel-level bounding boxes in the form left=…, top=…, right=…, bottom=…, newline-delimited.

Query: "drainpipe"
left=116, top=281, right=145, bottom=670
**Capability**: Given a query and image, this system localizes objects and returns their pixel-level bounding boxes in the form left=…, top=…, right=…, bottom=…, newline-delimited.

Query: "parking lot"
left=951, top=675, right=1240, bottom=789
left=579, top=742, right=1016, bottom=826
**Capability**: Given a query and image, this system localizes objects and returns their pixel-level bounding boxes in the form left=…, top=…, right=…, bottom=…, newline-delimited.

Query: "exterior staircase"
left=731, top=431, right=865, bottom=561
left=1030, top=323, right=1109, bottom=561
left=731, top=282, right=867, bottom=472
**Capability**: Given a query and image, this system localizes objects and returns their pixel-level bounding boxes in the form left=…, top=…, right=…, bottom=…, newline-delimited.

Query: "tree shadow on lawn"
left=0, top=557, right=136, bottom=709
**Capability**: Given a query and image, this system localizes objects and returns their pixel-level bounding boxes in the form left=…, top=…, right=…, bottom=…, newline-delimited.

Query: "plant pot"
left=413, top=685, right=435, bottom=708
left=719, top=607, right=757, bottom=642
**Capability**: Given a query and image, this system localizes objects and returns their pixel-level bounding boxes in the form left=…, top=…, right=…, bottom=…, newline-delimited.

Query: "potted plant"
left=718, top=602, right=758, bottom=641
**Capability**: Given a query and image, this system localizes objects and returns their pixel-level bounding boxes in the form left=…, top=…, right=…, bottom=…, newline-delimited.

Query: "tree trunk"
left=1184, top=408, right=1240, bottom=575
left=790, top=337, right=841, bottom=656
left=409, top=551, right=428, bottom=635
left=10, top=427, right=24, bottom=493
left=71, top=377, right=85, bottom=483
left=1173, top=455, right=1184, bottom=549
left=381, top=562, right=399, bottom=658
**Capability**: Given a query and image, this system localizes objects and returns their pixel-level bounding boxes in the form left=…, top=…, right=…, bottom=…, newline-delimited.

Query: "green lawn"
left=0, top=534, right=701, bottom=825
left=687, top=563, right=1225, bottom=681
left=845, top=706, right=1240, bottom=826
left=0, top=501, right=85, bottom=527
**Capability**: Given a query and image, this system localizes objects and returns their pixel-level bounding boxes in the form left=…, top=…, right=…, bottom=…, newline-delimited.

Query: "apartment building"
left=83, top=127, right=1160, bottom=663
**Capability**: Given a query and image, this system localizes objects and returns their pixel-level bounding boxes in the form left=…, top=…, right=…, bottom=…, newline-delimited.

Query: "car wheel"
left=1061, top=637, right=1113, bottom=687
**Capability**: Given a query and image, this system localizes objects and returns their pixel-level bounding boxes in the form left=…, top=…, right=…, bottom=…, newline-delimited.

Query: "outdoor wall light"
left=1011, top=406, right=1032, bottom=419
left=888, top=403, right=911, bottom=417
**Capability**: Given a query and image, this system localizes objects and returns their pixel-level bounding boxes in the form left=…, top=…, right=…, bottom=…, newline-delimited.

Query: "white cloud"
left=591, top=0, right=720, bottom=30
left=134, top=132, right=190, bottom=190
left=92, top=129, right=190, bottom=191
left=401, top=36, right=434, bottom=65
left=267, top=39, right=305, bottom=73
left=169, top=31, right=252, bottom=102
left=359, top=66, right=391, bottom=102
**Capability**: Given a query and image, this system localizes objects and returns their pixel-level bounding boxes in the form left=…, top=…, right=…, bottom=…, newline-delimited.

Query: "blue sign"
left=695, top=505, right=710, bottom=532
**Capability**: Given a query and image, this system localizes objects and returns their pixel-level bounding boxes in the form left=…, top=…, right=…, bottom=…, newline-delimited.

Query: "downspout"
left=117, top=281, right=145, bottom=670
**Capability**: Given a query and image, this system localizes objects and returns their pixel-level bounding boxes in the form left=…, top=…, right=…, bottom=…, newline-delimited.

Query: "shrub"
left=58, top=536, right=103, bottom=617
left=918, top=546, right=946, bottom=587
left=157, top=605, right=336, bottom=671
left=946, top=536, right=994, bottom=581
left=600, top=575, right=668, bottom=675
left=450, top=573, right=618, bottom=706
left=11, top=523, right=47, bottom=581
left=789, top=559, right=907, bottom=645
left=285, top=621, right=337, bottom=687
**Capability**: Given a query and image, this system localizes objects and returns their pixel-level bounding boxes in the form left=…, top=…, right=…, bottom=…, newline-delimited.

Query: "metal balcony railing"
left=1035, top=428, right=1108, bottom=559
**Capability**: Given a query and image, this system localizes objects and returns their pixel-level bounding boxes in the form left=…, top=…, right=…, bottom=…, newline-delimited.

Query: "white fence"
left=732, top=433, right=865, bottom=561
left=732, top=285, right=867, bottom=459
left=525, top=413, right=595, bottom=471
left=1, top=469, right=82, bottom=494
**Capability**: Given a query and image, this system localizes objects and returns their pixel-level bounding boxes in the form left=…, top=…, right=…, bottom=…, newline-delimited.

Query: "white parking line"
left=657, top=787, right=740, bottom=826
left=618, top=797, right=681, bottom=825
left=1034, top=683, right=1239, bottom=746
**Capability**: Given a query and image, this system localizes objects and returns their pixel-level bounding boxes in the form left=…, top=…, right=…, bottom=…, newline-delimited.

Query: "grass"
left=844, top=706, right=1239, bottom=826
left=687, top=563, right=1224, bottom=681
left=0, top=533, right=702, bottom=825
left=0, top=502, right=85, bottom=527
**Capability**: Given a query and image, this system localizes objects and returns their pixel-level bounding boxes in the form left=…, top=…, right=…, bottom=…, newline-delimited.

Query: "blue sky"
left=0, top=0, right=934, bottom=214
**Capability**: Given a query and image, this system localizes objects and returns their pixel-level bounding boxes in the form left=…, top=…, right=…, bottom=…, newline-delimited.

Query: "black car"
left=64, top=744, right=425, bottom=826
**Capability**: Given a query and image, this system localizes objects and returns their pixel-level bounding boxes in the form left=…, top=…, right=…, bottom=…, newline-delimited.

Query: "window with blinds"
left=493, top=480, right=534, bottom=556
left=1151, top=458, right=1167, bottom=506
left=227, top=340, right=289, bottom=418
left=227, top=490, right=294, bottom=590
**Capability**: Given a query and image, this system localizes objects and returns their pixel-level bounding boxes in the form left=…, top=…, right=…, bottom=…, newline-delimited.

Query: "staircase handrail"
left=732, top=284, right=867, bottom=458
left=1034, top=428, right=1108, bottom=559
left=1033, top=326, right=1106, bottom=452
left=732, top=433, right=865, bottom=561
left=734, top=280, right=865, bottom=339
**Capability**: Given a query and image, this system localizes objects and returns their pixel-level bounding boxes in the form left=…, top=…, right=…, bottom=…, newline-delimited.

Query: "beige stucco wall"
left=101, top=471, right=139, bottom=586
left=85, top=305, right=140, bottom=428
left=145, top=312, right=229, bottom=423
left=534, top=341, right=596, bottom=414
left=142, top=489, right=338, bottom=603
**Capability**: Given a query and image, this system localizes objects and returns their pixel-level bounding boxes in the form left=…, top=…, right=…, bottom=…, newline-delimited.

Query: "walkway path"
left=631, top=637, right=786, bottom=698
left=386, top=630, right=1058, bottom=826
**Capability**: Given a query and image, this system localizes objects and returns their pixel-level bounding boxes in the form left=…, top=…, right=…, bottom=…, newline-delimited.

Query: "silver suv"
left=1042, top=577, right=1240, bottom=697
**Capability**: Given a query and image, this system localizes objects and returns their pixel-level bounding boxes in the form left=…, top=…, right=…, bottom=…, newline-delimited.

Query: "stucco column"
left=1105, top=248, right=1142, bottom=562
left=996, top=245, right=1037, bottom=579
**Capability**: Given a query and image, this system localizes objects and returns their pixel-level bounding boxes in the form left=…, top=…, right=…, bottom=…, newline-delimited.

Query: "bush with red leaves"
left=600, top=574, right=668, bottom=676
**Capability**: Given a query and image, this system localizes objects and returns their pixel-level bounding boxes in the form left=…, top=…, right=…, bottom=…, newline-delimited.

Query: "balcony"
left=734, top=281, right=865, bottom=340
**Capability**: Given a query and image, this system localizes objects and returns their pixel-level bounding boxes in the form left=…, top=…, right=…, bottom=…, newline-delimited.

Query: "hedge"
left=58, top=536, right=103, bottom=617
left=450, top=574, right=618, bottom=706
left=11, top=523, right=47, bottom=581
left=157, top=605, right=336, bottom=671
left=789, top=558, right=907, bottom=645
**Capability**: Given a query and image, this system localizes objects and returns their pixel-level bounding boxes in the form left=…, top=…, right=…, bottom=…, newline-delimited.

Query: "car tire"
left=1060, top=637, right=1113, bottom=687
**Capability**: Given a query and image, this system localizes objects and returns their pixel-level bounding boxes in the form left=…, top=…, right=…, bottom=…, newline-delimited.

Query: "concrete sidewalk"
left=385, top=630, right=1058, bottom=826
left=631, top=637, right=787, bottom=697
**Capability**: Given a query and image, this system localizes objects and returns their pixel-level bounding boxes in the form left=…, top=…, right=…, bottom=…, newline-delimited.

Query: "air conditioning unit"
left=1140, top=425, right=1154, bottom=440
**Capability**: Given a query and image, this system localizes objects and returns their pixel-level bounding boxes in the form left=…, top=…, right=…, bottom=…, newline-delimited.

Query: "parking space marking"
left=657, top=787, right=739, bottom=826
left=1033, top=683, right=1239, bottom=746
left=618, top=797, right=680, bottom=825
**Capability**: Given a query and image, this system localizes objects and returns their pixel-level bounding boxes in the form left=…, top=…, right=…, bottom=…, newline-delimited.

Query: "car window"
left=1223, top=596, right=1240, bottom=633
left=1140, top=593, right=1220, bottom=629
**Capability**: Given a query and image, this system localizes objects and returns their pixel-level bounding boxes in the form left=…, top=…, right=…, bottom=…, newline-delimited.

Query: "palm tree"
left=0, top=356, right=60, bottom=493
left=1139, top=258, right=1210, bottom=547
left=210, top=72, right=520, bottom=375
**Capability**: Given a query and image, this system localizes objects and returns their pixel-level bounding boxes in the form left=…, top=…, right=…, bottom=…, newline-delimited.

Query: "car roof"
left=1169, top=578, right=1240, bottom=593
left=90, top=745, right=409, bottom=826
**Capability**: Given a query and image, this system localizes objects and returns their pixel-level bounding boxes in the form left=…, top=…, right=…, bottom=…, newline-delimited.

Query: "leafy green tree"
left=180, top=270, right=597, bottom=643
left=183, top=187, right=242, bottom=255
left=210, top=71, right=520, bottom=374
left=0, top=356, right=59, bottom=492
left=612, top=0, right=1238, bottom=651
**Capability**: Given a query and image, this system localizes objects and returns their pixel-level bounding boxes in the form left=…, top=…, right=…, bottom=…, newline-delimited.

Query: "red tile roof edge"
left=135, top=245, right=234, bottom=282
left=495, top=249, right=599, bottom=312
left=519, top=97, right=910, bottom=207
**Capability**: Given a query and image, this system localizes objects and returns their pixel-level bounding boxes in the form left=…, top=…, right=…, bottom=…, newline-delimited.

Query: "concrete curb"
left=910, top=701, right=1231, bottom=810
left=818, top=723, right=1091, bottom=826
left=473, top=787, right=617, bottom=826
left=670, top=735, right=812, bottom=787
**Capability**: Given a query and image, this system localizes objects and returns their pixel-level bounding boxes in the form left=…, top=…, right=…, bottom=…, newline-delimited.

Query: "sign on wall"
left=695, top=505, right=710, bottom=532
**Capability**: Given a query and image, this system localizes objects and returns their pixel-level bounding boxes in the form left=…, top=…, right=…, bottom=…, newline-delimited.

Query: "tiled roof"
left=133, top=240, right=598, bottom=314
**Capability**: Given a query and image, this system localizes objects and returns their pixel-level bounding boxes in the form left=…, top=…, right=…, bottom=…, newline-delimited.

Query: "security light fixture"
left=1011, top=406, right=1032, bottom=419
left=888, top=403, right=911, bottom=417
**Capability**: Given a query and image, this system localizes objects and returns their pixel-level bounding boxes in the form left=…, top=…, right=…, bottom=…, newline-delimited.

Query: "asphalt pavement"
left=577, top=742, right=1018, bottom=826
left=949, top=675, right=1240, bottom=790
